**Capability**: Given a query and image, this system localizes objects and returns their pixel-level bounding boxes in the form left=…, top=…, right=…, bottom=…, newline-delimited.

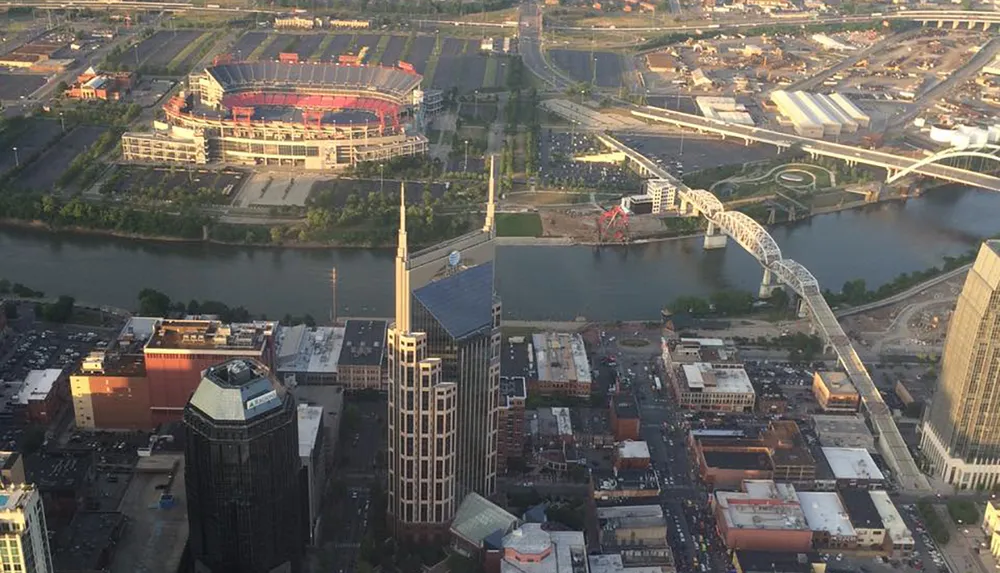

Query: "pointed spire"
left=395, top=181, right=411, bottom=333
left=483, top=154, right=497, bottom=235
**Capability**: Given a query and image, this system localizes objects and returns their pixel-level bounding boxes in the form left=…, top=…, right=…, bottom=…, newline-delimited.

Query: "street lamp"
left=12, top=147, right=18, bottom=168
left=379, top=164, right=385, bottom=194
left=59, top=112, right=65, bottom=133
left=464, top=140, right=470, bottom=172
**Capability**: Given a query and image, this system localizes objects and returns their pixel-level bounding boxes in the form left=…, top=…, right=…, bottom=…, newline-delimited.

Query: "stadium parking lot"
left=550, top=49, right=623, bottom=87
left=0, top=118, right=62, bottom=175
left=321, top=34, right=353, bottom=61
left=13, top=125, right=107, bottom=192
left=231, top=31, right=268, bottom=60
left=133, top=30, right=204, bottom=68
left=0, top=73, right=46, bottom=100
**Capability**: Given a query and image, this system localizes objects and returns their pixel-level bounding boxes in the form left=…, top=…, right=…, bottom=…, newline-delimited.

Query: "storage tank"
left=967, top=128, right=989, bottom=147
left=929, top=125, right=954, bottom=144
left=988, top=125, right=1000, bottom=144
left=952, top=133, right=971, bottom=149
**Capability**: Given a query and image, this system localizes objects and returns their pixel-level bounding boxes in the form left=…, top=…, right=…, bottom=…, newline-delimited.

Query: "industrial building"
left=770, top=90, right=870, bottom=138
left=275, top=325, right=345, bottom=386
left=696, top=97, right=755, bottom=126
left=811, top=414, right=875, bottom=451
left=796, top=492, right=857, bottom=549
left=811, top=371, right=860, bottom=413
left=70, top=317, right=278, bottom=429
left=713, top=480, right=813, bottom=552
left=184, top=359, right=304, bottom=573
left=820, top=447, right=885, bottom=489
left=530, top=333, right=592, bottom=398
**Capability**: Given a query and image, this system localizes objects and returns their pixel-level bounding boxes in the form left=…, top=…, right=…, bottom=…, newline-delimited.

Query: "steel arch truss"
left=682, top=189, right=724, bottom=217
left=887, top=144, right=1000, bottom=184
left=712, top=211, right=783, bottom=266
left=768, top=259, right=819, bottom=297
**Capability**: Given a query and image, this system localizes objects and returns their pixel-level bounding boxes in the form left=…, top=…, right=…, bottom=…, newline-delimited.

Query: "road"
left=835, top=263, right=972, bottom=318
left=518, top=1, right=572, bottom=91
left=629, top=107, right=1000, bottom=191
left=785, top=29, right=920, bottom=93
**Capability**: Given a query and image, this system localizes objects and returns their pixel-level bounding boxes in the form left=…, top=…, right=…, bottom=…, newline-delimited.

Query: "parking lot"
left=0, top=315, right=108, bottom=384
left=130, top=30, right=204, bottom=69
left=13, top=125, right=108, bottom=192
left=0, top=118, right=62, bottom=175
left=550, top=49, right=623, bottom=87
left=540, top=132, right=641, bottom=190
left=0, top=73, right=46, bottom=100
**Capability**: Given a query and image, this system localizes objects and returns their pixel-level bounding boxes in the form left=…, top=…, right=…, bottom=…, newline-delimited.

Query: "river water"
left=3, top=187, right=1000, bottom=322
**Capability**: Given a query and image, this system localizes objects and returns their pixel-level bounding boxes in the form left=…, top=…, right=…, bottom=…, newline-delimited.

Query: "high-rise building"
left=184, top=359, right=303, bottom=573
left=0, top=485, right=52, bottom=573
left=406, top=156, right=502, bottom=500
left=387, top=185, right=459, bottom=540
left=922, top=241, right=1000, bottom=488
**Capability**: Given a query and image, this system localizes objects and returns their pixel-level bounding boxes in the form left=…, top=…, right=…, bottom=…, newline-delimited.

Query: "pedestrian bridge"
left=597, top=134, right=932, bottom=493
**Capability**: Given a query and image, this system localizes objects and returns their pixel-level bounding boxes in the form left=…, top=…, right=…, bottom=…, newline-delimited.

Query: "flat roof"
left=297, top=404, right=323, bottom=459
left=501, top=376, right=527, bottom=402
left=596, top=505, right=663, bottom=520
left=796, top=492, right=856, bottom=537
left=839, top=488, right=884, bottom=530
left=811, top=414, right=874, bottom=449
left=821, top=447, right=884, bottom=481
left=532, top=333, right=592, bottom=385
left=145, top=319, right=276, bottom=353
left=501, top=524, right=587, bottom=573
left=715, top=481, right=808, bottom=532
left=618, top=441, right=650, bottom=459
left=735, top=550, right=822, bottom=573
left=18, top=369, right=61, bottom=405
left=52, top=511, right=125, bottom=573
left=613, top=395, right=639, bottom=419
left=338, top=320, right=387, bottom=366
left=814, top=371, right=857, bottom=395
left=681, top=363, right=754, bottom=394
left=276, top=325, right=345, bottom=376
left=869, top=491, right=914, bottom=546
left=704, top=450, right=770, bottom=470
left=502, top=338, right=536, bottom=380
left=552, top=407, right=572, bottom=436
left=589, top=554, right=663, bottom=573
left=532, top=408, right=573, bottom=440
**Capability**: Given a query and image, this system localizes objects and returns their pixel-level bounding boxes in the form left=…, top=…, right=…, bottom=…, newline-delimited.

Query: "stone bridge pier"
left=704, top=221, right=727, bottom=249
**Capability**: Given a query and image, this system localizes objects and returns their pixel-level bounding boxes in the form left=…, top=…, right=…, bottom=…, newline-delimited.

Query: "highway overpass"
left=631, top=106, right=1000, bottom=191
left=597, top=133, right=931, bottom=494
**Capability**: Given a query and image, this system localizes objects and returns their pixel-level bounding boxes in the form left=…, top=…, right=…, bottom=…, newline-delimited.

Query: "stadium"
left=122, top=60, right=436, bottom=170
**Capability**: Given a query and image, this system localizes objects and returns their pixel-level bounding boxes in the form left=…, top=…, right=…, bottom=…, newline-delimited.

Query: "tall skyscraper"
left=184, top=359, right=303, bottom=573
left=388, top=159, right=502, bottom=538
left=922, top=240, right=1000, bottom=488
left=387, top=185, right=459, bottom=540
left=0, top=485, right=52, bottom=573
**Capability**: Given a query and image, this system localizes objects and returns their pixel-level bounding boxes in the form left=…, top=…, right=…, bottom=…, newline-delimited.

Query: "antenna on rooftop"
left=330, top=267, right=338, bottom=326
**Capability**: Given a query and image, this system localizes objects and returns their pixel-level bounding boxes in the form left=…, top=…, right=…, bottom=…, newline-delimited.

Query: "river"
left=3, top=186, right=1000, bottom=322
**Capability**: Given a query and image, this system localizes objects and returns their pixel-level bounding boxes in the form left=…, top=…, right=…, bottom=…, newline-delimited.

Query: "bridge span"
left=596, top=134, right=931, bottom=494
left=630, top=107, right=1000, bottom=192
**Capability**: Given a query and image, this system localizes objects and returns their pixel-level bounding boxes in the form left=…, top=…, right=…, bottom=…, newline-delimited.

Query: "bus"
left=653, top=376, right=662, bottom=391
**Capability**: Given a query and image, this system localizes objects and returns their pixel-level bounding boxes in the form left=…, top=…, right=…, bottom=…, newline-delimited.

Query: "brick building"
left=713, top=480, right=813, bottom=552
left=812, top=371, right=860, bottom=413
left=335, top=320, right=387, bottom=390
left=65, top=67, right=133, bottom=101
left=610, top=394, right=640, bottom=441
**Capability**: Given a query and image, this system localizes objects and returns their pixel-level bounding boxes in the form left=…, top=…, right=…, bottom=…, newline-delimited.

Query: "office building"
left=337, top=320, right=388, bottom=390
left=663, top=339, right=755, bottom=412
left=71, top=317, right=278, bottom=429
left=498, top=376, right=527, bottom=475
left=298, top=404, right=326, bottom=545
left=0, top=485, right=52, bottom=573
left=616, top=441, right=651, bottom=470
left=713, top=480, right=812, bottom=552
left=922, top=241, right=1000, bottom=488
left=811, top=372, right=860, bottom=413
left=530, top=333, right=592, bottom=398
left=275, top=325, right=345, bottom=386
left=693, top=421, right=815, bottom=489
left=386, top=185, right=459, bottom=541
left=404, top=157, right=502, bottom=501
left=184, top=359, right=303, bottom=573
left=595, top=505, right=669, bottom=549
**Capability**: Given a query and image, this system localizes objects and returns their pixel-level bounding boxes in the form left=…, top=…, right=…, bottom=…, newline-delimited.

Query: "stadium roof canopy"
left=206, top=62, right=422, bottom=99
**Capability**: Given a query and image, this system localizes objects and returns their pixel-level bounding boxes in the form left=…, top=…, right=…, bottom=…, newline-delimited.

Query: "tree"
left=41, top=295, right=75, bottom=323
left=138, top=288, right=172, bottom=316
left=269, top=226, right=283, bottom=244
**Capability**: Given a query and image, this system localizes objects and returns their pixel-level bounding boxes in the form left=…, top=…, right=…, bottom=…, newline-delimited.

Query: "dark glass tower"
left=184, top=359, right=303, bottom=573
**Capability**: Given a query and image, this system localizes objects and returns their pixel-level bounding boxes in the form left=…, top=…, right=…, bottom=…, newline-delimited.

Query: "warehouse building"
left=770, top=90, right=870, bottom=138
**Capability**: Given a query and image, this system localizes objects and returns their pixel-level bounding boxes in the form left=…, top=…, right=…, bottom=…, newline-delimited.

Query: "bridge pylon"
left=797, top=298, right=810, bottom=319
left=704, top=221, right=727, bottom=249
left=759, top=268, right=780, bottom=299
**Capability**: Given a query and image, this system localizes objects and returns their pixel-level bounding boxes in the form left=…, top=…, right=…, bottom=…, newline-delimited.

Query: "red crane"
left=596, top=205, right=630, bottom=244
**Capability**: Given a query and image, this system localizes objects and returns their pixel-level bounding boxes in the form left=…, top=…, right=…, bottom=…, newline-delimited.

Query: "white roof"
left=501, top=524, right=586, bottom=573
left=119, top=316, right=161, bottom=342
left=869, top=491, right=914, bottom=547
left=822, top=447, right=885, bottom=481
left=532, top=333, right=592, bottom=386
left=796, top=492, right=856, bottom=537
left=552, top=407, right=572, bottom=436
left=595, top=505, right=663, bottom=520
left=618, top=440, right=651, bottom=459
left=18, top=369, right=62, bottom=405
left=681, top=363, right=754, bottom=394
left=714, top=481, right=808, bottom=531
left=679, top=337, right=725, bottom=346
left=297, top=404, right=323, bottom=458
left=276, top=326, right=345, bottom=375
left=588, top=554, right=662, bottom=573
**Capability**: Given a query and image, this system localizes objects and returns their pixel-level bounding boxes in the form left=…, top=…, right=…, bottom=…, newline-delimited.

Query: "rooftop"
left=0, top=485, right=38, bottom=514
left=189, top=359, right=286, bottom=422
left=814, top=372, right=857, bottom=395
left=617, top=441, right=650, bottom=460
left=612, top=395, right=639, bottom=420
left=588, top=554, right=664, bottom=573
left=413, top=263, right=495, bottom=341
left=811, top=414, right=874, bottom=450
left=671, top=338, right=739, bottom=364
left=297, top=404, right=323, bottom=459
left=501, top=376, right=528, bottom=404
left=821, top=447, right=885, bottom=481
left=501, top=524, right=588, bottom=573
left=532, top=333, right=591, bottom=385
left=704, top=450, right=771, bottom=470
left=839, top=488, right=884, bottom=530
left=276, top=325, right=345, bottom=376
left=714, top=480, right=809, bottom=532
left=145, top=319, right=276, bottom=353
left=26, top=451, right=93, bottom=491
left=451, top=492, right=519, bottom=547
left=532, top=408, right=573, bottom=441
left=338, top=320, right=387, bottom=367
left=796, top=492, right=856, bottom=537
left=502, top=337, right=536, bottom=380
left=52, top=511, right=125, bottom=573
left=869, top=491, right=914, bottom=546
left=17, top=369, right=61, bottom=405
left=680, top=363, right=754, bottom=394
left=735, top=550, right=823, bottom=573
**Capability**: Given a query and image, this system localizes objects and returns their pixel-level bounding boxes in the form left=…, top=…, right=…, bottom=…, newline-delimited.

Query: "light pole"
left=59, top=112, right=65, bottom=133
left=12, top=147, right=18, bottom=167
left=379, top=163, right=385, bottom=194
left=464, top=140, right=470, bottom=172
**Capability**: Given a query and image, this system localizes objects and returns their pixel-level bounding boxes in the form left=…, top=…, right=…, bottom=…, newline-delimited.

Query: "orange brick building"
left=610, top=394, right=640, bottom=441
left=65, top=67, right=133, bottom=101
left=713, top=480, right=813, bottom=552
left=812, top=371, right=860, bottom=413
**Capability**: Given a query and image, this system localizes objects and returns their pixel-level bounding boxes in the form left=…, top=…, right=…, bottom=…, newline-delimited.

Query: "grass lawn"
left=496, top=213, right=542, bottom=237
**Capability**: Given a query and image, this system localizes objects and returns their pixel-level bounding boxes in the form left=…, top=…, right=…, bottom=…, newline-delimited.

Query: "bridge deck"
left=598, top=134, right=931, bottom=493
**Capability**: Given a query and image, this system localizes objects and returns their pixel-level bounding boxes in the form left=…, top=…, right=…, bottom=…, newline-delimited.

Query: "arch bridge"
left=887, top=143, right=1000, bottom=185
left=597, top=134, right=931, bottom=493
